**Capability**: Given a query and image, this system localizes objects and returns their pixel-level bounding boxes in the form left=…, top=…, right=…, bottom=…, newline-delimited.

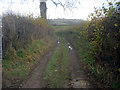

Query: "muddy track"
left=20, top=39, right=97, bottom=88
left=66, top=48, right=97, bottom=88
left=21, top=45, right=57, bottom=88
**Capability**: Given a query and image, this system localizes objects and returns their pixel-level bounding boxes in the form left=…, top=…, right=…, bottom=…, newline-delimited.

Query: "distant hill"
left=47, top=19, right=85, bottom=26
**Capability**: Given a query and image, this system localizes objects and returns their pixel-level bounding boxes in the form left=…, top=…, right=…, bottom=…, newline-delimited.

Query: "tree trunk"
left=40, top=2, right=47, bottom=19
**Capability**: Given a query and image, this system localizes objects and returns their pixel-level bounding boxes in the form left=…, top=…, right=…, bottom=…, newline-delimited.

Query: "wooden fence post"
left=0, top=16, right=2, bottom=61
left=0, top=15, right=2, bottom=90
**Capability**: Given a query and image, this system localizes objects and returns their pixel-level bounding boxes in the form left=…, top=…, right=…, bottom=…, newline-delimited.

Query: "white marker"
left=68, top=46, right=72, bottom=50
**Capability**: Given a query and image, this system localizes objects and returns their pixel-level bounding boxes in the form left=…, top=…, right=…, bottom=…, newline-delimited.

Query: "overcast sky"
left=0, top=0, right=119, bottom=20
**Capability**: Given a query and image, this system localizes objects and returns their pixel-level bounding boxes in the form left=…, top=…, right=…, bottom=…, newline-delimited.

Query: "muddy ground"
left=66, top=49, right=97, bottom=88
left=20, top=42, right=98, bottom=88
left=21, top=45, right=57, bottom=88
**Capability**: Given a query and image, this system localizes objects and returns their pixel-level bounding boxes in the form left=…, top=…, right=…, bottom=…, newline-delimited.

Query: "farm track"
left=21, top=44, right=57, bottom=88
left=21, top=38, right=97, bottom=88
left=66, top=48, right=97, bottom=88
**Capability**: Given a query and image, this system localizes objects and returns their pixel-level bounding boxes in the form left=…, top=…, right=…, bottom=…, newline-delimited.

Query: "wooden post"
left=40, top=0, right=47, bottom=19
left=0, top=15, right=2, bottom=89
left=0, top=16, right=2, bottom=61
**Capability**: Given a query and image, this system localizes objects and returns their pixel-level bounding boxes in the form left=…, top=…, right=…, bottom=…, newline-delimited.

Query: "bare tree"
left=51, top=0, right=80, bottom=11
left=3, top=0, right=80, bottom=19
left=37, top=0, right=80, bottom=19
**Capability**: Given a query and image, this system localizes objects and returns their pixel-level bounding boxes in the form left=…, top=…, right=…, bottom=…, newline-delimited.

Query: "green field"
left=53, top=25, right=71, bottom=32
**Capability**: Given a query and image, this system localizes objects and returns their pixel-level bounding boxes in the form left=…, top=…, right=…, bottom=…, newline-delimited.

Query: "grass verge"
left=2, top=36, right=57, bottom=88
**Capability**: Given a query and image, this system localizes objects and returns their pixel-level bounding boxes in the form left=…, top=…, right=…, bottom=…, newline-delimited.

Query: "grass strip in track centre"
left=44, top=37, right=69, bottom=88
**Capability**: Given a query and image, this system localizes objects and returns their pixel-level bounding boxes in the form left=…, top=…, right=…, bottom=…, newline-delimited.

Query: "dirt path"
left=21, top=45, right=57, bottom=88
left=21, top=39, right=96, bottom=88
left=67, top=48, right=96, bottom=88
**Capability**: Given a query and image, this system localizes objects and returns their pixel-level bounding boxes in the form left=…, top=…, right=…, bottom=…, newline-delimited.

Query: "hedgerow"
left=2, top=14, right=54, bottom=58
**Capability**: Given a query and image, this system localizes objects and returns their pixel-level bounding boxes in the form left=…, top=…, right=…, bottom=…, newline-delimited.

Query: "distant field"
left=53, top=25, right=71, bottom=31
